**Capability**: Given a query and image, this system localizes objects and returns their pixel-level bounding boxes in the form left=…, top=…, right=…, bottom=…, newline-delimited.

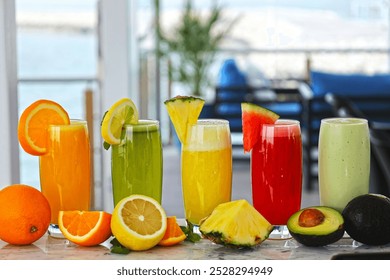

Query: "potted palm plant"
left=157, top=0, right=238, bottom=101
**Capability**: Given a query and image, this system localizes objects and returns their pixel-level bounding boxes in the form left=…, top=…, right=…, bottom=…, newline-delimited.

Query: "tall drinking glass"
left=181, top=119, right=232, bottom=226
left=40, top=120, right=91, bottom=238
left=251, top=119, right=302, bottom=239
left=111, top=120, right=162, bottom=206
left=318, top=118, right=370, bottom=213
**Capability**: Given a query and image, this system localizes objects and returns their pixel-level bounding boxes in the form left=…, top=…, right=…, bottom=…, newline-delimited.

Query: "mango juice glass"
left=181, top=119, right=232, bottom=225
left=318, top=118, right=370, bottom=213
left=39, top=120, right=91, bottom=237
left=111, top=120, right=162, bottom=206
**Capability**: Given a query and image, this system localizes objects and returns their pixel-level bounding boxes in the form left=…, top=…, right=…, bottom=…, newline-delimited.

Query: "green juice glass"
left=111, top=120, right=163, bottom=206
left=318, top=118, right=370, bottom=213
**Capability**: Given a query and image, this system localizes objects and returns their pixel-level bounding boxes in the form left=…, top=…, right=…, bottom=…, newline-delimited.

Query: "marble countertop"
left=2, top=234, right=390, bottom=260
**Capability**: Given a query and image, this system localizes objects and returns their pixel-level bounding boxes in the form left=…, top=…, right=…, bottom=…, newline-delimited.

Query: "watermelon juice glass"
left=251, top=119, right=302, bottom=239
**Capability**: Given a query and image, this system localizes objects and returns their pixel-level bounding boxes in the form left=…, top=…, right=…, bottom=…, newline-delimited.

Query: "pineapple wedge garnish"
left=164, top=95, right=205, bottom=144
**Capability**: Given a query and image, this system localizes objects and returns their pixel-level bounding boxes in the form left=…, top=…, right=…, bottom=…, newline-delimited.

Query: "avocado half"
left=342, top=193, right=390, bottom=246
left=287, top=206, right=344, bottom=247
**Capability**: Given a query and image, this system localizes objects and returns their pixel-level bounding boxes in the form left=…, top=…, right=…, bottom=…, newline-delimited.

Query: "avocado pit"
left=298, top=208, right=325, bottom=227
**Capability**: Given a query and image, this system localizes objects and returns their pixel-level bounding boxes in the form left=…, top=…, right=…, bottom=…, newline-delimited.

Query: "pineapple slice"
left=164, top=95, right=205, bottom=144
left=200, top=200, right=274, bottom=248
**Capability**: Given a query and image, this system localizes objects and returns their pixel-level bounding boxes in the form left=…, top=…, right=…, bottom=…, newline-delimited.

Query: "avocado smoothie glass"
left=318, top=118, right=370, bottom=213
left=111, top=120, right=162, bottom=206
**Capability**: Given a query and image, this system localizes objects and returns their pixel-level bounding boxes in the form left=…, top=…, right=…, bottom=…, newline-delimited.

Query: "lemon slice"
left=101, top=98, right=139, bottom=145
left=111, top=194, right=167, bottom=251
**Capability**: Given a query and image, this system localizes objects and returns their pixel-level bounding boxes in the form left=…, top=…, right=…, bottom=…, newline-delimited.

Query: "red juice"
left=251, top=120, right=302, bottom=225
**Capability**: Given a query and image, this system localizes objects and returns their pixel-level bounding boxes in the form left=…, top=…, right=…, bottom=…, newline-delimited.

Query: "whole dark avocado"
left=342, top=194, right=390, bottom=246
left=287, top=206, right=344, bottom=247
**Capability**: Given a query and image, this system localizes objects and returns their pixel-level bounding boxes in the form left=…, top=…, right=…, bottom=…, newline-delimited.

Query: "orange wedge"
left=58, top=211, right=112, bottom=246
left=158, top=216, right=186, bottom=246
left=18, top=99, right=70, bottom=155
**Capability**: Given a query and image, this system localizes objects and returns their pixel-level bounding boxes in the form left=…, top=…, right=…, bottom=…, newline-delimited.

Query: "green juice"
left=111, top=120, right=162, bottom=206
left=318, top=118, right=370, bottom=212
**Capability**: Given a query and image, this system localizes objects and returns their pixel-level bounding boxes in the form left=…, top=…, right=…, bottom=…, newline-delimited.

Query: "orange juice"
left=181, top=119, right=232, bottom=225
left=40, top=120, right=91, bottom=226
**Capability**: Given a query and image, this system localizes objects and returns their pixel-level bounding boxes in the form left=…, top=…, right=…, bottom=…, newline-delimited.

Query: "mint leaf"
left=180, top=221, right=201, bottom=243
left=110, top=238, right=130, bottom=254
left=103, top=141, right=111, bottom=150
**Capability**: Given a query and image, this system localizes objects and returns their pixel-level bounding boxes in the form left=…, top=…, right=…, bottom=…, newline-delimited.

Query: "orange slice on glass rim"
left=158, top=216, right=186, bottom=246
left=58, top=210, right=112, bottom=246
left=18, top=99, right=70, bottom=155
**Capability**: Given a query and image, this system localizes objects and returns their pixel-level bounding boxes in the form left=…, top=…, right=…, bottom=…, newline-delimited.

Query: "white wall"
left=0, top=0, right=20, bottom=188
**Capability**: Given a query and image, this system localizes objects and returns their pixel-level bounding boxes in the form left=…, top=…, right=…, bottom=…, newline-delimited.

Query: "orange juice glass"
left=39, top=120, right=91, bottom=237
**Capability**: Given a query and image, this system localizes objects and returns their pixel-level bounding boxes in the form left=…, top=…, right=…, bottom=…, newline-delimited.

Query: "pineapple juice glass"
left=181, top=119, right=232, bottom=225
left=40, top=120, right=91, bottom=237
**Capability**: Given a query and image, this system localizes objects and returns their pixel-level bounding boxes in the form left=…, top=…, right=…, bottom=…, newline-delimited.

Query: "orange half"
left=58, top=211, right=112, bottom=247
left=158, top=216, right=186, bottom=246
left=18, top=99, right=70, bottom=155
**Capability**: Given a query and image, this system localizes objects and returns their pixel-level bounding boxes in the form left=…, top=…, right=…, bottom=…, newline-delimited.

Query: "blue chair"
left=217, top=59, right=248, bottom=103
left=215, top=59, right=249, bottom=136
left=299, top=70, right=390, bottom=191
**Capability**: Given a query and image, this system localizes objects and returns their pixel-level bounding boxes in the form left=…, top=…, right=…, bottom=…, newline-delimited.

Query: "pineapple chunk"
left=200, top=200, right=274, bottom=248
left=164, top=96, right=205, bottom=144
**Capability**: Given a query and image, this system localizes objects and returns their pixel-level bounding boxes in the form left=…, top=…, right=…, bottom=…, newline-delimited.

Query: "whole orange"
left=0, top=184, right=51, bottom=245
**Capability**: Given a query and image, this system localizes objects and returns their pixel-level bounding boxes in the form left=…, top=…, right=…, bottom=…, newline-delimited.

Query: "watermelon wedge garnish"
left=241, top=102, right=280, bottom=153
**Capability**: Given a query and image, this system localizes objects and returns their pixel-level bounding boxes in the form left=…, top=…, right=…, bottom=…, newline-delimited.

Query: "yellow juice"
left=40, top=120, right=91, bottom=225
left=181, top=119, right=232, bottom=225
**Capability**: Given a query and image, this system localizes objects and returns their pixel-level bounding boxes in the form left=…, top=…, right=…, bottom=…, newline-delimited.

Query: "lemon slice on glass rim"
left=101, top=98, right=139, bottom=146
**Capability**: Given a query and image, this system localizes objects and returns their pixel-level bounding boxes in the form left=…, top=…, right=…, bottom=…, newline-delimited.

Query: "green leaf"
left=103, top=141, right=111, bottom=150
left=110, top=238, right=130, bottom=254
left=100, top=110, right=108, bottom=126
left=101, top=110, right=111, bottom=150
left=180, top=221, right=201, bottom=243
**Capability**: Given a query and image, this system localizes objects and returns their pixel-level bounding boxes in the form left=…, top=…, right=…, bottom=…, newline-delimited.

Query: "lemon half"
left=111, top=194, right=167, bottom=251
